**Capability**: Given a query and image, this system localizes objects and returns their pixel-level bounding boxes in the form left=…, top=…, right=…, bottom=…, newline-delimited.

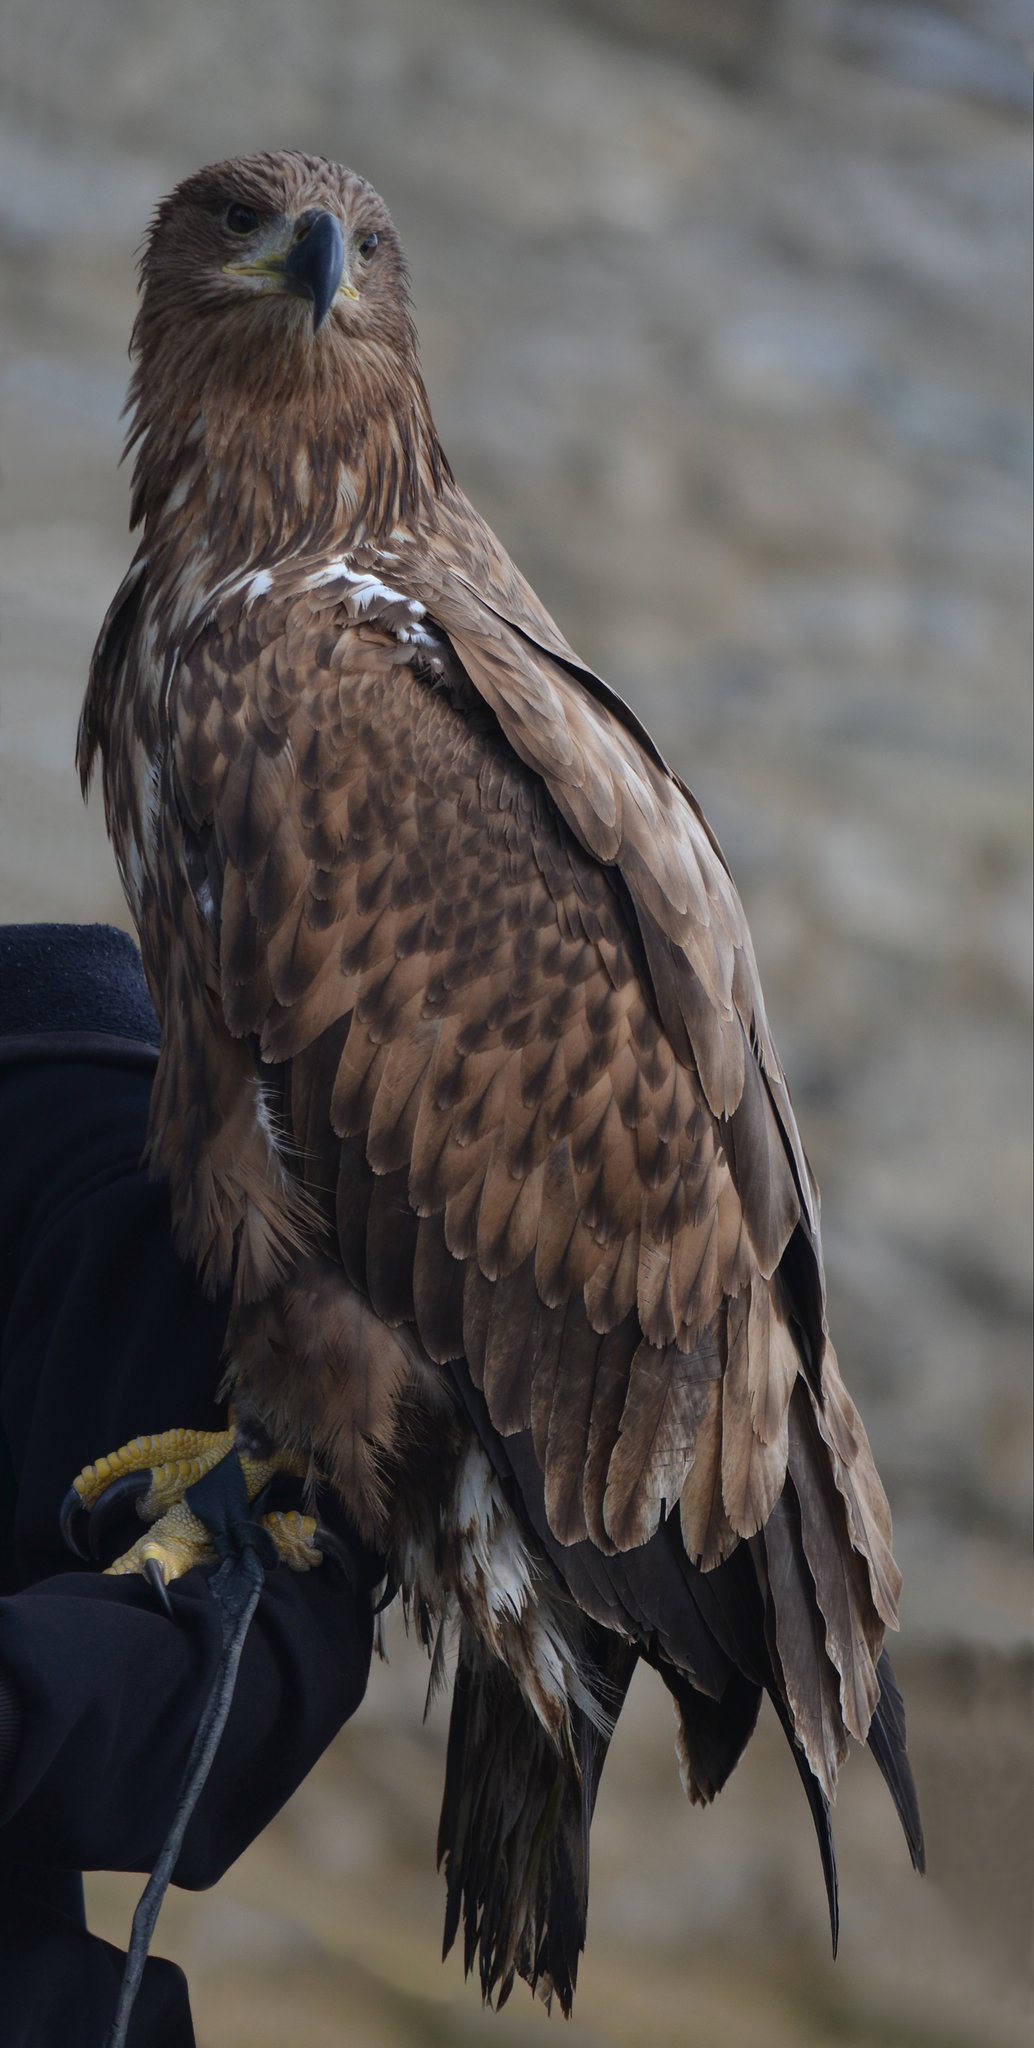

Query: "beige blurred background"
left=1, top=1, right=1031, bottom=2042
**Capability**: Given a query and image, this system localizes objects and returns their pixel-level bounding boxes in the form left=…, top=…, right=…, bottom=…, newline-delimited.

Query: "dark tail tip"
left=769, top=1689, right=840, bottom=1952
left=868, top=1649, right=926, bottom=1874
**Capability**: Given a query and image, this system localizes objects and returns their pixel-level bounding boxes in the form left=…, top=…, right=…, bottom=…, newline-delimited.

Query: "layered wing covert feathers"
left=145, top=557, right=900, bottom=1766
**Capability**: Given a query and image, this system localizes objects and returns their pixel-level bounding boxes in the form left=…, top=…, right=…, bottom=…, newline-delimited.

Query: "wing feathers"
left=746, top=1278, right=800, bottom=1444
left=148, top=559, right=900, bottom=1867
left=366, top=1165, right=418, bottom=1325
left=787, top=1386, right=883, bottom=1743
left=481, top=1258, right=540, bottom=1436
left=814, top=1349, right=901, bottom=1629
left=759, top=1488, right=848, bottom=1798
left=721, top=1292, right=790, bottom=1539
left=603, top=1335, right=720, bottom=1552
left=413, top=1209, right=466, bottom=1363
left=678, top=1376, right=738, bottom=1568
left=367, top=1024, right=438, bottom=1173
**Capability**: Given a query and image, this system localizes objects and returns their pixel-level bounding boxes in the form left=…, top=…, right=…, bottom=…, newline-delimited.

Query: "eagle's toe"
left=61, top=1418, right=313, bottom=1593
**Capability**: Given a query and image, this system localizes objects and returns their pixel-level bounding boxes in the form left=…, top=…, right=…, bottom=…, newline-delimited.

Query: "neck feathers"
left=126, top=305, right=453, bottom=573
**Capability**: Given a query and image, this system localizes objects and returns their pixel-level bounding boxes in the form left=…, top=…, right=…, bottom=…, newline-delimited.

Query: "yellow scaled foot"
left=106, top=1499, right=219, bottom=1582
left=107, top=1504, right=323, bottom=1585
left=71, top=1423, right=237, bottom=1524
left=261, top=1509, right=323, bottom=1572
left=63, top=1417, right=315, bottom=1594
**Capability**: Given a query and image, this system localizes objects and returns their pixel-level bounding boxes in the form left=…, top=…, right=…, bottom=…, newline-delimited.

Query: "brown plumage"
left=80, top=151, right=922, bottom=2010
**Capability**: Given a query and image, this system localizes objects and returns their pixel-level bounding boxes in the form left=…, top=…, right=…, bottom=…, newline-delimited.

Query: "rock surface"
left=1, top=1, right=1030, bottom=2041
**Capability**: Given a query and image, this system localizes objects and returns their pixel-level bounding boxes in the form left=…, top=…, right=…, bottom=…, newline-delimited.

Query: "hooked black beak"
left=283, top=210, right=347, bottom=331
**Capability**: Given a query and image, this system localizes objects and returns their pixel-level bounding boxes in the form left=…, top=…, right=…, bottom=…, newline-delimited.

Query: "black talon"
left=313, top=1525, right=357, bottom=1584
left=144, top=1556, right=174, bottom=1619
left=59, top=1485, right=91, bottom=1560
left=86, top=1470, right=152, bottom=1560
left=372, top=1567, right=400, bottom=1614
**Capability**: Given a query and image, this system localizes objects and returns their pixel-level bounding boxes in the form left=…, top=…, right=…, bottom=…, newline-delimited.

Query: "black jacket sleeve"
left=0, top=926, right=380, bottom=2047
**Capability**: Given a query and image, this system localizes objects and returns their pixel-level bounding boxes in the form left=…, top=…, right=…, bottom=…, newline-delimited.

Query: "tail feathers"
left=867, top=1649, right=926, bottom=1873
left=768, top=1686, right=841, bottom=1954
left=655, top=1647, right=839, bottom=1951
left=786, top=1385, right=883, bottom=1745
left=764, top=1647, right=923, bottom=1956
left=756, top=1488, right=849, bottom=1798
left=655, top=1660, right=762, bottom=1806
left=438, top=1621, right=635, bottom=2013
left=753, top=1539, right=921, bottom=1944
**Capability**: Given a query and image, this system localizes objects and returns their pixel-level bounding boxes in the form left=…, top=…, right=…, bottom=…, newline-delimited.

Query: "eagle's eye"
left=225, top=203, right=260, bottom=236
left=357, top=232, right=379, bottom=260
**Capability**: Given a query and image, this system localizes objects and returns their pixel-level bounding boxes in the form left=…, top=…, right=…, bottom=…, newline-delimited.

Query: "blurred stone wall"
left=1, top=2, right=1030, bottom=2044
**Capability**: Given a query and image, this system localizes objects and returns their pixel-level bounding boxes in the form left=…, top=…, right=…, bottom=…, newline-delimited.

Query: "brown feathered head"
left=126, top=151, right=448, bottom=553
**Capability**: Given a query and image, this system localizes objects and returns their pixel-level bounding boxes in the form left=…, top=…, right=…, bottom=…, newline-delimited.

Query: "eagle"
left=76, top=150, right=922, bottom=2011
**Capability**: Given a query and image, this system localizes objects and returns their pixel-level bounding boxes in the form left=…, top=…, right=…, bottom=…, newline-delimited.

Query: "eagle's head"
left=126, top=152, right=445, bottom=552
left=137, top=153, right=413, bottom=356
